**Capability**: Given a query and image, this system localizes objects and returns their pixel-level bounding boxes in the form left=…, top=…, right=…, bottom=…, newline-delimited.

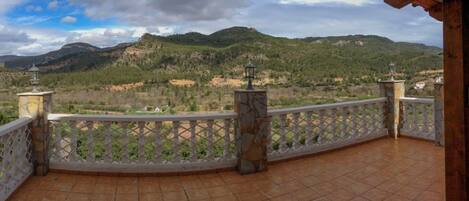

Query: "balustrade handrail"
left=0, top=117, right=33, bottom=201
left=266, top=97, right=388, bottom=161
left=48, top=112, right=237, bottom=122
left=399, top=97, right=436, bottom=141
left=400, top=97, right=434, bottom=104
left=268, top=97, right=386, bottom=115
left=0, top=117, right=32, bottom=137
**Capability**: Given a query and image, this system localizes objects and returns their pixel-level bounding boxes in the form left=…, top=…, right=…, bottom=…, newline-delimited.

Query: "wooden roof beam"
left=413, top=0, right=442, bottom=9
left=384, top=0, right=442, bottom=21
left=384, top=0, right=412, bottom=8
left=428, top=3, right=443, bottom=21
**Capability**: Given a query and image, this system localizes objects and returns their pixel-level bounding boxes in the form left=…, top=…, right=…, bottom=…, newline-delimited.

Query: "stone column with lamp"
left=378, top=63, right=405, bottom=139
left=234, top=62, right=270, bottom=174
left=17, top=64, right=54, bottom=176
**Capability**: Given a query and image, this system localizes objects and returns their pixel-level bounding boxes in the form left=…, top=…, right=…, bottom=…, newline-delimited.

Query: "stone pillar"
left=17, top=91, right=54, bottom=176
left=434, top=82, right=444, bottom=146
left=234, top=89, right=269, bottom=174
left=378, top=80, right=405, bottom=139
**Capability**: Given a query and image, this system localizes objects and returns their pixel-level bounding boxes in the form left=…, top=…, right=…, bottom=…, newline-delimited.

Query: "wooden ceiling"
left=384, top=0, right=442, bottom=21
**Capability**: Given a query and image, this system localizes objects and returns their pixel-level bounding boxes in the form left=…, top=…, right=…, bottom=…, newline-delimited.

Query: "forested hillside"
left=3, top=26, right=442, bottom=87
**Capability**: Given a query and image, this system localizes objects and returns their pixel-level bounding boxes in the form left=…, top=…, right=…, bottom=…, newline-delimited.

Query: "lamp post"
left=244, top=62, right=256, bottom=90
left=235, top=61, right=268, bottom=174
left=29, top=64, right=40, bottom=92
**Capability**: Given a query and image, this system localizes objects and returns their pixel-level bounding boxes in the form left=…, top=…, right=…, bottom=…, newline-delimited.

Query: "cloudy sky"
left=0, top=0, right=442, bottom=56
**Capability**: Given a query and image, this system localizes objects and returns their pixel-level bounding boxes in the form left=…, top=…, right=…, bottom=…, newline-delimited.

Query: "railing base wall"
left=49, top=160, right=237, bottom=174
left=268, top=130, right=388, bottom=162
left=49, top=166, right=236, bottom=177
left=399, top=133, right=436, bottom=142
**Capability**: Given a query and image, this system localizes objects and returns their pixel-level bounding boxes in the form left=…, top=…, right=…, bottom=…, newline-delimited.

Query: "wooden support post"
left=434, top=82, right=444, bottom=146
left=234, top=89, right=269, bottom=174
left=378, top=80, right=405, bottom=139
left=443, top=0, right=468, bottom=200
left=17, top=91, right=53, bottom=176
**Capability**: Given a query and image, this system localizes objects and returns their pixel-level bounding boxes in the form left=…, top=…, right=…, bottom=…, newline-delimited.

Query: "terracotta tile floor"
left=9, top=138, right=445, bottom=201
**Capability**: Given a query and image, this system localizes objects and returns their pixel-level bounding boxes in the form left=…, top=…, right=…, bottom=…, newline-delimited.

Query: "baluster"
left=402, top=102, right=409, bottom=131
left=172, top=121, right=180, bottom=163
left=15, top=130, right=21, bottom=167
left=267, top=117, right=273, bottom=154
left=70, top=121, right=78, bottom=161
left=138, top=122, right=146, bottom=163
left=13, top=128, right=21, bottom=167
left=207, top=120, right=214, bottom=160
left=4, top=135, right=13, bottom=182
left=21, top=127, right=28, bottom=165
left=47, top=122, right=54, bottom=159
left=342, top=107, right=349, bottom=139
left=104, top=122, right=112, bottom=163
left=25, top=126, right=32, bottom=168
left=122, top=122, right=129, bottom=163
left=292, top=113, right=300, bottom=149
left=53, top=122, right=62, bottom=161
left=318, top=109, right=325, bottom=144
left=154, top=121, right=162, bottom=163
left=377, top=103, right=383, bottom=131
left=412, top=102, right=418, bottom=133
left=370, top=103, right=376, bottom=132
left=15, top=127, right=23, bottom=167
left=190, top=120, right=197, bottom=162
left=418, top=104, right=423, bottom=133
left=86, top=121, right=94, bottom=163
left=362, top=104, right=369, bottom=136
left=280, top=114, right=287, bottom=152
left=355, top=106, right=362, bottom=137
left=420, top=103, right=426, bottom=133
left=431, top=104, right=436, bottom=134
left=353, top=106, right=360, bottom=137
left=305, top=111, right=313, bottom=146
left=0, top=137, right=6, bottom=180
left=331, top=109, right=338, bottom=142
left=223, top=119, right=232, bottom=159
left=342, top=107, right=348, bottom=138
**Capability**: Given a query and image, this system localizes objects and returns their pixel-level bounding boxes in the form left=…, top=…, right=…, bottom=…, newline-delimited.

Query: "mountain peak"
left=209, top=26, right=260, bottom=37
left=61, top=42, right=99, bottom=51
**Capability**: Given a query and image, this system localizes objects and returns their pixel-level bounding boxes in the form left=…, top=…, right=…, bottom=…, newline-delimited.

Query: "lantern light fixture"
left=244, top=62, right=256, bottom=90
left=389, top=62, right=396, bottom=81
left=29, top=64, right=40, bottom=92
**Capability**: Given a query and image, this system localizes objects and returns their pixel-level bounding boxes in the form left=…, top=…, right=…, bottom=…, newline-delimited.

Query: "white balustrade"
left=267, top=98, right=387, bottom=161
left=0, top=118, right=33, bottom=201
left=48, top=113, right=237, bottom=173
left=46, top=97, right=438, bottom=171
left=400, top=97, right=435, bottom=140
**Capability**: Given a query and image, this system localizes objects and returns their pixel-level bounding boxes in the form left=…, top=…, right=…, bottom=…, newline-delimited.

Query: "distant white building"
left=154, top=107, right=161, bottom=113
left=415, top=81, right=426, bottom=90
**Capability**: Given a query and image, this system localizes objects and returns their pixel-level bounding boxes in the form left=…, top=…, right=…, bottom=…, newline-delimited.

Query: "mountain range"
left=1, top=27, right=442, bottom=78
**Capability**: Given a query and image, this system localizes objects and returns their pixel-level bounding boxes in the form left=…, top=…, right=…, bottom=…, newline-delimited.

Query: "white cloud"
left=0, top=0, right=24, bottom=14
left=279, top=0, right=377, bottom=6
left=0, top=23, right=176, bottom=56
left=26, top=5, right=43, bottom=12
left=15, top=16, right=51, bottom=25
left=61, top=16, right=77, bottom=24
left=67, top=26, right=174, bottom=47
left=48, top=0, right=59, bottom=9
left=69, top=0, right=248, bottom=26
